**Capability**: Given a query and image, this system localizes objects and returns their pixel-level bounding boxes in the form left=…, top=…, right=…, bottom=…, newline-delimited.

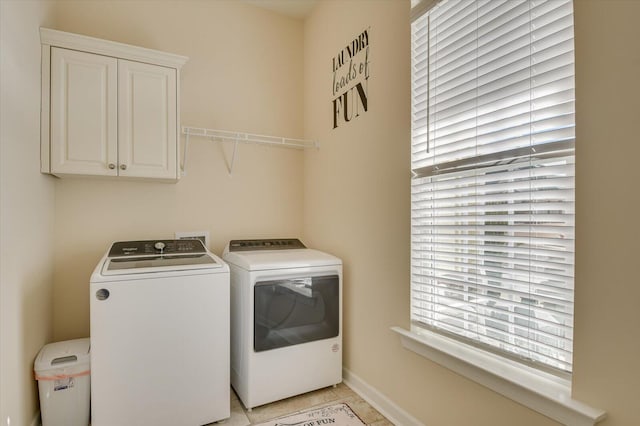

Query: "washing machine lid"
left=102, top=239, right=223, bottom=275
left=223, top=239, right=341, bottom=271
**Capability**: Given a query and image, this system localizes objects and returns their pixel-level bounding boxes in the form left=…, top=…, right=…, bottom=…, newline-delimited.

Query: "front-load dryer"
left=90, top=239, right=230, bottom=426
left=222, top=238, right=342, bottom=410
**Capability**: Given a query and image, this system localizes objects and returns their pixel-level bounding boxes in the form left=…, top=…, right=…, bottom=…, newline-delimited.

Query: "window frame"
left=394, top=0, right=605, bottom=423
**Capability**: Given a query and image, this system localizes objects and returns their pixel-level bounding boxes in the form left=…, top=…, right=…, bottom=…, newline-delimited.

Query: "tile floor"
left=221, top=383, right=393, bottom=426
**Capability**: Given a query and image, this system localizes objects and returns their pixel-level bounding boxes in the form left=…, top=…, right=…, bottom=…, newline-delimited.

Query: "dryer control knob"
left=154, top=242, right=166, bottom=252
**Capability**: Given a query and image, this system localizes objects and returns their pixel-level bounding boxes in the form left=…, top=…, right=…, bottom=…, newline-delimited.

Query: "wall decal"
left=332, top=27, right=370, bottom=129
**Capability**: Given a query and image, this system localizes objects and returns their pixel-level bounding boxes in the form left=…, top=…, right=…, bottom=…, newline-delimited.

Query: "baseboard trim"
left=342, top=368, right=423, bottom=426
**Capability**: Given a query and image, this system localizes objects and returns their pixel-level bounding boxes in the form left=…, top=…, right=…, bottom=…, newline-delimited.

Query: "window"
left=410, top=0, right=575, bottom=375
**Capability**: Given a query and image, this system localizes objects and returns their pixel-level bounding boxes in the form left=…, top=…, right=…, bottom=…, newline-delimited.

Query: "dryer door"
left=254, top=275, right=339, bottom=352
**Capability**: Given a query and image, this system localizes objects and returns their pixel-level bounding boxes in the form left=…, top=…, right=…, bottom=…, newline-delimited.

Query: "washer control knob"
left=154, top=242, right=166, bottom=252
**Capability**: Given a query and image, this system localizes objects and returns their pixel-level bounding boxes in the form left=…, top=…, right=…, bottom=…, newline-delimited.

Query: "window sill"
left=391, top=326, right=606, bottom=426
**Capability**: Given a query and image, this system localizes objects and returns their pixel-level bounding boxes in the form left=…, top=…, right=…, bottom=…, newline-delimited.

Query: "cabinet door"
left=50, top=48, right=118, bottom=176
left=117, top=60, right=177, bottom=179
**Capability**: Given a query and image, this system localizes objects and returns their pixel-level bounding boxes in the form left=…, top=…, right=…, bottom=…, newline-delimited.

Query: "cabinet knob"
left=108, top=163, right=116, bottom=170
left=120, top=164, right=127, bottom=170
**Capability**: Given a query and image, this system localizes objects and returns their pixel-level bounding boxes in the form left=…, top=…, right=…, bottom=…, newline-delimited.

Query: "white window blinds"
left=410, top=0, right=575, bottom=374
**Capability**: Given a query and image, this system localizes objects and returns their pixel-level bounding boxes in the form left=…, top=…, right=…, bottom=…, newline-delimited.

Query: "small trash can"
left=34, top=338, right=90, bottom=426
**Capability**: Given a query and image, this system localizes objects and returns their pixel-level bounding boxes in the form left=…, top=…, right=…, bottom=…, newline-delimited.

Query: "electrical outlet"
left=175, top=231, right=210, bottom=248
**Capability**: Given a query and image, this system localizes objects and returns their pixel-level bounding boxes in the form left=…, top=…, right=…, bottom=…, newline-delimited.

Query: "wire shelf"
left=180, top=126, right=318, bottom=176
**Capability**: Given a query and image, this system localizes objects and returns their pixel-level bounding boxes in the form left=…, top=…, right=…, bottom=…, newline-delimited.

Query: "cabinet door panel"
left=50, top=48, right=118, bottom=176
left=118, top=60, right=177, bottom=179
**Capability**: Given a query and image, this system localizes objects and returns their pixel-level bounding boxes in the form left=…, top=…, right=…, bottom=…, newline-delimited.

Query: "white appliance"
left=90, top=239, right=230, bottom=426
left=222, top=239, right=342, bottom=410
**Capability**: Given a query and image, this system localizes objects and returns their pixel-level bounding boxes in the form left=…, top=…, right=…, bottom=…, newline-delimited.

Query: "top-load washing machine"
left=90, top=239, right=229, bottom=426
left=222, top=238, right=342, bottom=410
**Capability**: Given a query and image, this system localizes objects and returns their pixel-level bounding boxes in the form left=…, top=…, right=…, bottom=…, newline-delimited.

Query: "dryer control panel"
left=108, top=239, right=206, bottom=257
left=228, top=239, right=306, bottom=252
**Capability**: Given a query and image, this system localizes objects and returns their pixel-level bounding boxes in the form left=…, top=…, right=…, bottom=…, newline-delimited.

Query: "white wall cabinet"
left=50, top=48, right=118, bottom=177
left=41, top=28, right=187, bottom=182
left=118, top=59, right=177, bottom=179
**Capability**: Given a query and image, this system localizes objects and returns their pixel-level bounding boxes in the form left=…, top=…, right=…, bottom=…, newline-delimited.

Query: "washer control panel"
left=108, top=239, right=206, bottom=257
left=228, top=239, right=306, bottom=252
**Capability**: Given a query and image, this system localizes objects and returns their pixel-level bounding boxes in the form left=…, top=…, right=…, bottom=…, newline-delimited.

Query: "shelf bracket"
left=181, top=132, right=190, bottom=176
left=229, top=137, right=240, bottom=176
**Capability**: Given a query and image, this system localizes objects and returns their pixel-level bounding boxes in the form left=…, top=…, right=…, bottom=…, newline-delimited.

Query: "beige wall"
left=48, top=0, right=306, bottom=340
left=303, top=0, right=640, bottom=425
left=572, top=1, right=640, bottom=424
left=303, top=0, right=412, bottom=394
left=0, top=1, right=56, bottom=424
left=3, top=0, right=639, bottom=424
